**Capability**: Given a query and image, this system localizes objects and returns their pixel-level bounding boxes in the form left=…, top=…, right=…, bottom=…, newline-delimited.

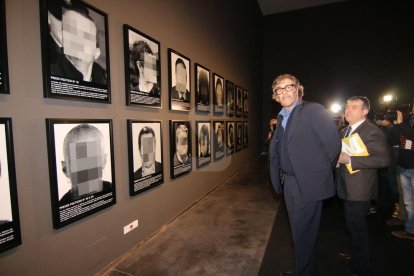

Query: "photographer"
left=389, top=109, right=414, bottom=241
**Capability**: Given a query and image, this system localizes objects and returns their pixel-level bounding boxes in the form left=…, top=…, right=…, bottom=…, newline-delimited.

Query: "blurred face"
left=216, top=83, right=223, bottom=106
left=140, top=133, right=155, bottom=168
left=175, top=63, right=187, bottom=93
left=200, top=129, right=208, bottom=155
left=176, top=126, right=188, bottom=157
left=139, top=53, right=157, bottom=84
left=345, top=99, right=368, bottom=125
left=62, top=10, right=99, bottom=68
left=273, top=78, right=299, bottom=111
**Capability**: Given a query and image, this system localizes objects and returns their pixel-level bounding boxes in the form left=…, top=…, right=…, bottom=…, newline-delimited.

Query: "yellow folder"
left=341, top=133, right=369, bottom=174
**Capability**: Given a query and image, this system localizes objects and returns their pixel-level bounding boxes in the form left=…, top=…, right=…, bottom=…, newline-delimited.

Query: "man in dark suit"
left=269, top=74, right=341, bottom=276
left=134, top=126, right=162, bottom=180
left=336, top=96, right=390, bottom=276
left=170, top=58, right=190, bottom=102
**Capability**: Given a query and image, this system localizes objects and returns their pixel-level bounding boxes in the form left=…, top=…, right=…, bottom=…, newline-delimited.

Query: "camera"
left=373, top=103, right=413, bottom=123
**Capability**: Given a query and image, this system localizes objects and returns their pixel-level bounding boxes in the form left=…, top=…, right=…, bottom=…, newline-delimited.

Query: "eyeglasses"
left=273, top=84, right=296, bottom=95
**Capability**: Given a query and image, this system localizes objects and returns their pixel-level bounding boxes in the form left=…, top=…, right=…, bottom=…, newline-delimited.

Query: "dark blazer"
left=269, top=101, right=341, bottom=202
left=133, top=161, right=162, bottom=180
left=336, top=120, right=390, bottom=201
left=171, top=87, right=190, bottom=103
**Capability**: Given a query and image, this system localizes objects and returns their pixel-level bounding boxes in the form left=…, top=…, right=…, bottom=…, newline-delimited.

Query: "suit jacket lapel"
left=286, top=103, right=303, bottom=142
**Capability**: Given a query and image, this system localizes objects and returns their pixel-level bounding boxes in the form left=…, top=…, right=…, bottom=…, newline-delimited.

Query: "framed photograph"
left=243, top=89, right=249, bottom=117
left=127, top=120, right=163, bottom=196
left=213, top=74, right=224, bottom=115
left=236, top=121, right=243, bottom=152
left=196, top=121, right=211, bottom=168
left=212, top=121, right=225, bottom=161
left=226, top=80, right=235, bottom=117
left=170, top=121, right=192, bottom=178
left=0, top=118, right=21, bottom=253
left=0, top=0, right=9, bottom=94
left=123, top=25, right=161, bottom=108
left=46, top=119, right=116, bottom=229
left=235, top=85, right=243, bottom=117
left=243, top=121, right=249, bottom=149
left=39, top=0, right=111, bottom=102
left=168, top=49, right=191, bottom=111
left=195, top=64, right=210, bottom=113
left=226, top=121, right=235, bottom=155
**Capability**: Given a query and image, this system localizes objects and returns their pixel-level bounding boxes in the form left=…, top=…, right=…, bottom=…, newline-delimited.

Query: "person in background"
left=268, top=73, right=341, bottom=276
left=134, top=126, right=162, bottom=179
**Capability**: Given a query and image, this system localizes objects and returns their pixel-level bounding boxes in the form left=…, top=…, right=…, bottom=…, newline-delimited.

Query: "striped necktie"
left=343, top=126, right=352, bottom=138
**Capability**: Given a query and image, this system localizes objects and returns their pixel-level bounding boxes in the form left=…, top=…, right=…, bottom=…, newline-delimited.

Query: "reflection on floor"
left=98, top=155, right=279, bottom=276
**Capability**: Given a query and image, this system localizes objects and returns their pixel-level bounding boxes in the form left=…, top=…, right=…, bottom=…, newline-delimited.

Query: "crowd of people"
left=267, top=73, right=414, bottom=276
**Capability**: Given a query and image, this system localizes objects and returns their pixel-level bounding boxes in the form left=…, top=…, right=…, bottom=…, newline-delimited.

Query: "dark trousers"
left=284, top=175, right=322, bottom=276
left=344, top=200, right=370, bottom=276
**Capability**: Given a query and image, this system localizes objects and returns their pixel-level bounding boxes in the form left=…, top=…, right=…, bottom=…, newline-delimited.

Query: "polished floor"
left=98, top=155, right=279, bottom=276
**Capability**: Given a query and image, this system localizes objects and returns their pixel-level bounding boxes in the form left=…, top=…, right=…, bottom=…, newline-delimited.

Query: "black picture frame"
left=226, top=80, right=235, bottom=117
left=0, top=118, right=21, bottom=253
left=243, top=89, right=249, bottom=118
left=0, top=0, right=9, bottom=94
left=213, top=74, right=224, bottom=115
left=46, top=119, right=116, bottom=229
left=123, top=25, right=161, bottom=108
left=243, top=121, right=249, bottom=149
left=170, top=120, right=192, bottom=178
left=226, top=121, right=235, bottom=155
left=212, top=121, right=225, bottom=161
left=39, top=0, right=111, bottom=103
left=235, top=85, right=243, bottom=117
left=127, top=120, right=164, bottom=196
left=168, top=49, right=191, bottom=111
left=195, top=121, right=211, bottom=168
left=194, top=64, right=210, bottom=113
left=236, top=121, right=243, bottom=152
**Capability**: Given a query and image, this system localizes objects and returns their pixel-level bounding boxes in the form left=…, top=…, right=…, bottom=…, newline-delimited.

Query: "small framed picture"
left=226, top=121, right=235, bottom=155
left=235, top=86, right=243, bottom=117
left=236, top=121, right=243, bottom=152
left=196, top=121, right=211, bottom=167
left=168, top=49, right=191, bottom=111
left=0, top=118, right=21, bottom=253
left=0, top=0, right=9, bottom=94
left=123, top=25, right=161, bottom=108
left=39, top=0, right=111, bottom=102
left=46, top=119, right=116, bottom=229
left=212, top=121, right=225, bottom=161
left=226, top=80, right=235, bottom=117
left=213, top=74, right=224, bottom=115
left=195, top=64, right=210, bottom=113
left=170, top=121, right=192, bottom=178
left=127, top=120, right=163, bottom=196
left=243, top=90, right=248, bottom=117
left=243, top=121, right=249, bottom=149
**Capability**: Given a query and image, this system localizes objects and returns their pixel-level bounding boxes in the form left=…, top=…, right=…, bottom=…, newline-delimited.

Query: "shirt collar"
left=349, top=119, right=366, bottom=133
left=278, top=100, right=300, bottom=117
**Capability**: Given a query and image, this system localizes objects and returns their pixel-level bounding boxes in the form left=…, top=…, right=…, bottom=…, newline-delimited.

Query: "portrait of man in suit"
left=170, top=58, right=190, bottom=102
left=336, top=96, right=390, bottom=276
left=133, top=126, right=162, bottom=180
left=268, top=73, right=341, bottom=276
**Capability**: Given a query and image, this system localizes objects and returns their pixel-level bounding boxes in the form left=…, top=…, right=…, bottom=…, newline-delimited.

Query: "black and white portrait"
left=213, top=121, right=225, bottom=160
left=41, top=0, right=111, bottom=102
left=226, top=121, right=235, bottom=155
left=196, top=121, right=211, bottom=167
left=243, top=122, right=249, bottom=149
left=47, top=119, right=115, bottom=228
left=226, top=80, right=235, bottom=116
left=170, top=121, right=192, bottom=178
left=128, top=121, right=163, bottom=195
left=124, top=25, right=161, bottom=107
left=169, top=49, right=191, bottom=111
left=236, top=86, right=243, bottom=117
left=213, top=74, right=224, bottom=115
left=0, top=0, right=9, bottom=94
left=195, top=64, right=210, bottom=113
left=0, top=118, right=21, bottom=253
left=243, top=89, right=249, bottom=117
left=236, top=121, right=243, bottom=152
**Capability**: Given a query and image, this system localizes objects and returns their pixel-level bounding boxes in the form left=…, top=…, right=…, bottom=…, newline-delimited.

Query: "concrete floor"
left=98, top=156, right=279, bottom=276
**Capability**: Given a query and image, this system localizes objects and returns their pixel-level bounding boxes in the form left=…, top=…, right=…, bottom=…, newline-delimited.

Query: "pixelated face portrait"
left=139, top=132, right=156, bottom=169
left=175, top=62, right=187, bottom=93
left=58, top=124, right=110, bottom=198
left=197, top=67, right=209, bottom=102
left=199, top=125, right=210, bottom=156
left=216, top=124, right=223, bottom=146
left=216, top=82, right=223, bottom=106
left=62, top=9, right=99, bottom=67
left=142, top=53, right=157, bottom=84
left=228, top=88, right=233, bottom=105
left=176, top=124, right=189, bottom=157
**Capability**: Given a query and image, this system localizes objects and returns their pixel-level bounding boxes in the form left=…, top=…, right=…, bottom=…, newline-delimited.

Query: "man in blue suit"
left=269, top=74, right=341, bottom=276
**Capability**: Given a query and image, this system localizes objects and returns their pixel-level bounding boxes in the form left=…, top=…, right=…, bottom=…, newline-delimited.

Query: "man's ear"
left=94, top=48, right=101, bottom=60
left=363, top=108, right=369, bottom=117
left=61, top=161, right=69, bottom=178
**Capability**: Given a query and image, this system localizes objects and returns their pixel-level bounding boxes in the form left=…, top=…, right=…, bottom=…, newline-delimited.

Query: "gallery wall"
left=261, top=0, right=413, bottom=152
left=0, top=0, right=263, bottom=275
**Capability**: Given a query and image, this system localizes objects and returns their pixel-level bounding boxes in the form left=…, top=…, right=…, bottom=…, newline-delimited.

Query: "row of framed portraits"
left=0, top=0, right=248, bottom=117
left=0, top=117, right=249, bottom=253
